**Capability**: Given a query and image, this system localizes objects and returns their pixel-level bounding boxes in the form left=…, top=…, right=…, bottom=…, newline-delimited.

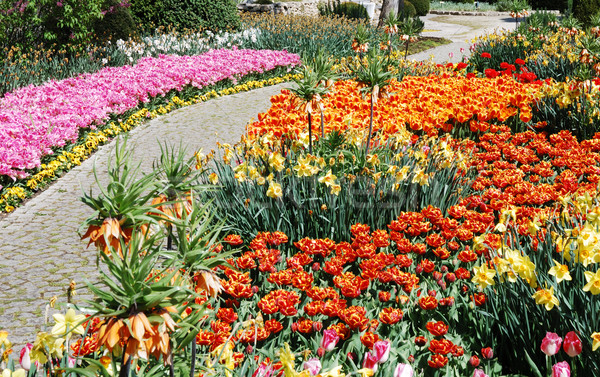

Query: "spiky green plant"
left=289, top=67, right=329, bottom=153
left=351, top=50, right=394, bottom=154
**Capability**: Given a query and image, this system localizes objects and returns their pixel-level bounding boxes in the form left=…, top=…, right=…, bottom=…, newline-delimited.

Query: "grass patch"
left=408, top=36, right=452, bottom=55
left=430, top=0, right=497, bottom=11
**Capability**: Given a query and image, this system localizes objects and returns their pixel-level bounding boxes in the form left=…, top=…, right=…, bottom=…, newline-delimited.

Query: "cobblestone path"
left=0, top=83, right=289, bottom=347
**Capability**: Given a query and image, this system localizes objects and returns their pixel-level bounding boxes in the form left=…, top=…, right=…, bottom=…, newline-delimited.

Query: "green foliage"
left=40, top=0, right=105, bottom=51
left=574, top=0, right=600, bottom=26
left=241, top=13, right=382, bottom=58
left=161, top=0, right=240, bottom=31
left=200, top=132, right=473, bottom=242
left=523, top=9, right=559, bottom=29
left=0, top=0, right=40, bottom=50
left=319, top=0, right=370, bottom=20
left=93, top=0, right=138, bottom=42
left=0, top=0, right=104, bottom=51
left=129, top=0, right=240, bottom=32
left=128, top=0, right=162, bottom=30
left=472, top=213, right=600, bottom=375
left=410, top=0, right=429, bottom=15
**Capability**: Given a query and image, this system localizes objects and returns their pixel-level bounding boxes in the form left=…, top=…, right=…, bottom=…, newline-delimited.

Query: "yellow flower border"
left=0, top=73, right=302, bottom=214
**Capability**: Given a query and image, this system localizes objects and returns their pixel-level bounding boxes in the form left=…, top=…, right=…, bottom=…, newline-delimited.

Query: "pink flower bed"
left=0, top=48, right=300, bottom=179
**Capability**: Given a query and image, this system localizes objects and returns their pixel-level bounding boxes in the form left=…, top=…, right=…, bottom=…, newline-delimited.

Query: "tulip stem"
left=365, top=95, right=374, bottom=155
left=308, top=112, right=313, bottom=154
left=119, top=355, right=131, bottom=377
left=190, top=341, right=197, bottom=377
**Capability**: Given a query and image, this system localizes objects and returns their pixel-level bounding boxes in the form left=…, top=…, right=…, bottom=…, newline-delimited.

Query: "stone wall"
left=285, top=1, right=321, bottom=17
left=238, top=0, right=382, bottom=20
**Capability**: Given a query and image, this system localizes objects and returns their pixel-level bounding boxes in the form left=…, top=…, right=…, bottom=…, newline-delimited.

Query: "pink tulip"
left=253, top=364, right=274, bottom=377
left=394, top=363, right=414, bottom=377
left=473, top=369, right=489, bottom=377
left=552, top=361, right=570, bottom=377
left=563, top=331, right=582, bottom=357
left=362, top=352, right=379, bottom=372
left=302, top=358, right=322, bottom=376
left=372, top=340, right=391, bottom=363
left=541, top=332, right=562, bottom=356
left=320, top=329, right=340, bottom=352
left=19, top=343, right=33, bottom=370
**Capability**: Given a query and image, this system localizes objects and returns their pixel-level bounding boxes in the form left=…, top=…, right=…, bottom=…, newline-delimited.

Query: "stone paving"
left=0, top=14, right=514, bottom=350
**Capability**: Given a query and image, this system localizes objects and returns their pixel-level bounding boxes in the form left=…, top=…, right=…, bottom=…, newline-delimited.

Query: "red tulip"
left=563, top=331, right=582, bottom=357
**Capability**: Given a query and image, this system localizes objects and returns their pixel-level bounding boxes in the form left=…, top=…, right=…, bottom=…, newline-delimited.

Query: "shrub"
left=400, top=0, right=417, bottom=17
left=410, top=0, right=429, bottom=15
left=574, top=0, right=600, bottom=25
left=128, top=0, right=163, bottom=30
left=129, top=0, right=240, bottom=32
left=319, top=0, right=370, bottom=20
left=40, top=0, right=104, bottom=50
left=161, top=0, right=241, bottom=31
left=93, top=0, right=138, bottom=42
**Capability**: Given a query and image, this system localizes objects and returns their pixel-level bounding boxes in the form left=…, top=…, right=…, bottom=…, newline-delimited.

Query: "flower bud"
left=469, top=355, right=480, bottom=367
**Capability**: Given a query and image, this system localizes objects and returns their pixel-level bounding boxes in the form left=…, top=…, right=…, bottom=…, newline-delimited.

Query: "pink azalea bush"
left=0, top=48, right=300, bottom=179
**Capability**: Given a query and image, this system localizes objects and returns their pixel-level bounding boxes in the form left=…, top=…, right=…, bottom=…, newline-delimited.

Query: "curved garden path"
left=0, top=13, right=514, bottom=349
left=0, top=83, right=289, bottom=347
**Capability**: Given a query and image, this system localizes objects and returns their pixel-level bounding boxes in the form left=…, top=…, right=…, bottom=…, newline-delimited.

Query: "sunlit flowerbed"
left=4, top=12, right=600, bottom=377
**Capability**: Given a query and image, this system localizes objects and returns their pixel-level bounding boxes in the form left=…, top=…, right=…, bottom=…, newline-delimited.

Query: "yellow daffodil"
left=269, top=153, right=286, bottom=172
left=472, top=264, right=496, bottom=290
left=355, top=368, right=374, bottom=377
left=1, top=369, right=26, bottom=377
left=532, top=286, right=560, bottom=311
left=592, top=332, right=600, bottom=351
left=32, top=332, right=64, bottom=362
left=548, top=260, right=572, bottom=283
left=294, top=159, right=315, bottom=177
left=266, top=181, right=283, bottom=199
left=51, top=308, right=85, bottom=339
left=318, top=170, right=337, bottom=187
left=583, top=270, right=600, bottom=295
left=330, top=184, right=341, bottom=196
left=208, top=173, right=219, bottom=185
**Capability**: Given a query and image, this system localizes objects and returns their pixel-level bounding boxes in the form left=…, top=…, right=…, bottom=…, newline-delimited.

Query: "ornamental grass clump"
left=240, top=13, right=382, bottom=59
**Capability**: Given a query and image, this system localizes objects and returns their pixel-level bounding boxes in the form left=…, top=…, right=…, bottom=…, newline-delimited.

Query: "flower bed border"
left=0, top=69, right=302, bottom=214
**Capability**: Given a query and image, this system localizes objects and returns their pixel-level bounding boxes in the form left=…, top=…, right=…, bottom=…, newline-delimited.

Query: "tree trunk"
left=378, top=0, right=398, bottom=27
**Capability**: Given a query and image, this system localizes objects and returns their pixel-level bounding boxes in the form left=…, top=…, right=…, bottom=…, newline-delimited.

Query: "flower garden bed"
left=3, top=10, right=600, bottom=377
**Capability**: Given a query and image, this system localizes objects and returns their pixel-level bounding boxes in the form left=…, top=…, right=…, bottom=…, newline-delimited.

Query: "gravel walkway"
left=0, top=13, right=515, bottom=350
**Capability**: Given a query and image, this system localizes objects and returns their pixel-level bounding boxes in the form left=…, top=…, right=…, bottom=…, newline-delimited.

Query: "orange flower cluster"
left=247, top=75, right=541, bottom=140
left=462, top=126, right=600, bottom=234
left=195, top=204, right=507, bottom=371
